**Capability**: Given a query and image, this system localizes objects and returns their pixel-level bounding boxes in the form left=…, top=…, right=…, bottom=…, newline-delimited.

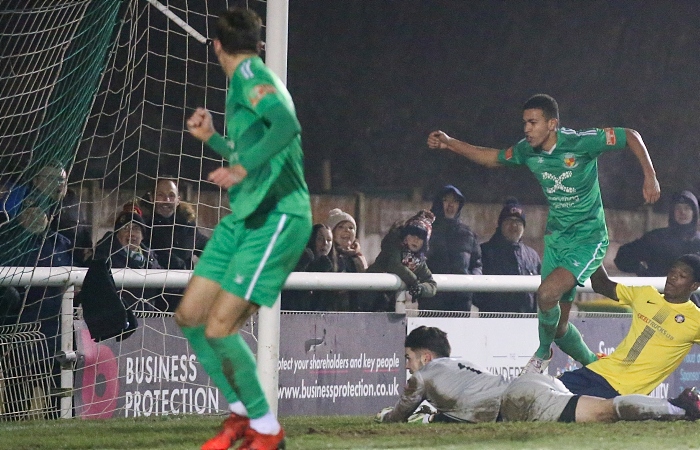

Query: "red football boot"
left=237, top=427, right=286, bottom=450
left=201, top=413, right=250, bottom=450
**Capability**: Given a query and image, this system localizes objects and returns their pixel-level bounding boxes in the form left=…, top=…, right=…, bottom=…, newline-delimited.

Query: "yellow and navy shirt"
left=587, top=284, right=700, bottom=395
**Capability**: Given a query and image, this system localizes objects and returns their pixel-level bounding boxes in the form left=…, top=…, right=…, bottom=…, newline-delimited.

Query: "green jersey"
left=497, top=127, right=627, bottom=244
left=206, top=56, right=311, bottom=222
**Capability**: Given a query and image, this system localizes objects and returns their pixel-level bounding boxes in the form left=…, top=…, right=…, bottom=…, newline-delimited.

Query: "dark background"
left=286, top=0, right=700, bottom=211
left=65, top=0, right=700, bottom=212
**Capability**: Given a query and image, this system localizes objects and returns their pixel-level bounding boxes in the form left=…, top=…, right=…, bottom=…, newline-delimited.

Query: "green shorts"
left=541, top=235, right=608, bottom=303
left=194, top=211, right=311, bottom=307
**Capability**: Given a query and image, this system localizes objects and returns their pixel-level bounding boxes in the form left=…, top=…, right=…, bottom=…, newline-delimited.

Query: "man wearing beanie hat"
left=93, top=203, right=163, bottom=311
left=615, top=191, right=700, bottom=281
left=366, top=210, right=437, bottom=311
left=559, top=255, right=700, bottom=399
left=475, top=198, right=541, bottom=313
left=427, top=185, right=482, bottom=311
left=94, top=204, right=160, bottom=270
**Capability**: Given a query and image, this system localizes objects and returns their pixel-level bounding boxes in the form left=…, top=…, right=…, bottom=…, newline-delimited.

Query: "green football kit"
left=184, top=56, right=311, bottom=421
left=195, top=56, right=312, bottom=307
left=498, top=126, right=627, bottom=364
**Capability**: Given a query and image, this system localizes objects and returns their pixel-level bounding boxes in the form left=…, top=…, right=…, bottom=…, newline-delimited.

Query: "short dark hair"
left=523, top=94, right=559, bottom=122
left=216, top=7, right=262, bottom=55
left=675, top=254, right=700, bottom=282
left=404, top=326, right=451, bottom=358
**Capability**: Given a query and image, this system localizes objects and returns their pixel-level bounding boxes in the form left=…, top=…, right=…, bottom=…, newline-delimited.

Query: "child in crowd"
left=366, top=210, right=437, bottom=311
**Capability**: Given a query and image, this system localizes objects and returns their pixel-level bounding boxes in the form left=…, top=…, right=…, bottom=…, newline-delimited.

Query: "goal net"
left=0, top=0, right=266, bottom=420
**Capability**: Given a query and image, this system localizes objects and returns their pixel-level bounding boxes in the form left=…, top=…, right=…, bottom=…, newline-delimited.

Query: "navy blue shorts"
left=558, top=366, right=620, bottom=399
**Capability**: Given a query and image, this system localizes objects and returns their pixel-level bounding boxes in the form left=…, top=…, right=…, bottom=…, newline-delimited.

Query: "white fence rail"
left=0, top=266, right=670, bottom=291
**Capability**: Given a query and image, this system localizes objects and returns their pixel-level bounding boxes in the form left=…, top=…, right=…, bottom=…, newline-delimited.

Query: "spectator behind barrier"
left=426, top=185, right=482, bottom=311
left=474, top=197, right=541, bottom=313
left=140, top=177, right=209, bottom=270
left=281, top=223, right=334, bottom=311
left=0, top=204, right=72, bottom=414
left=615, top=190, right=700, bottom=277
left=365, top=210, right=437, bottom=311
left=311, top=208, right=367, bottom=311
left=93, top=203, right=163, bottom=311
left=0, top=164, right=92, bottom=266
left=140, top=178, right=209, bottom=310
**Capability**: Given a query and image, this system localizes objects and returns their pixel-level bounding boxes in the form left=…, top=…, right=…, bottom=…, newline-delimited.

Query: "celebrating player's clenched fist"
left=427, top=130, right=451, bottom=150
left=186, top=107, right=215, bottom=142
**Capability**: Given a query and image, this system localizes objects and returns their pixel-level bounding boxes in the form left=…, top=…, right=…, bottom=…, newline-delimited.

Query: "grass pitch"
left=1, top=415, right=699, bottom=449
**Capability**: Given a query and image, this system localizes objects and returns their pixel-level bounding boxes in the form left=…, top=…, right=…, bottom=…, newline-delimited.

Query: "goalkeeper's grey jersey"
left=383, top=357, right=508, bottom=423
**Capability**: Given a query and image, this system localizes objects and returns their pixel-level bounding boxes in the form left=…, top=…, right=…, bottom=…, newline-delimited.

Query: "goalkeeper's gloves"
left=408, top=284, right=424, bottom=299
left=407, top=412, right=434, bottom=424
left=375, top=406, right=393, bottom=423
left=407, top=404, right=435, bottom=423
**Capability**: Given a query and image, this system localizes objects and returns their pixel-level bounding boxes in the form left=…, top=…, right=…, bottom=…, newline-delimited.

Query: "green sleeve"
left=238, top=102, right=301, bottom=172
left=205, top=132, right=236, bottom=160
left=498, top=140, right=528, bottom=166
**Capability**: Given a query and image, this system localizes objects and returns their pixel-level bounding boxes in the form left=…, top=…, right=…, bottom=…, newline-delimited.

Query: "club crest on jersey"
left=604, top=128, right=617, bottom=146
left=563, top=153, right=578, bottom=168
left=675, top=314, right=685, bottom=323
left=249, top=84, right=277, bottom=107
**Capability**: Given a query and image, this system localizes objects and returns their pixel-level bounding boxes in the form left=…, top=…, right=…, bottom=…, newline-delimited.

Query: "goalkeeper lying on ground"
left=376, top=326, right=700, bottom=424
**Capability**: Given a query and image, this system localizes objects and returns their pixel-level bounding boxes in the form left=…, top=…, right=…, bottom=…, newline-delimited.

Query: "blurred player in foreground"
left=175, top=7, right=311, bottom=450
left=376, top=326, right=700, bottom=424
left=428, top=94, right=660, bottom=373
left=560, top=254, right=700, bottom=398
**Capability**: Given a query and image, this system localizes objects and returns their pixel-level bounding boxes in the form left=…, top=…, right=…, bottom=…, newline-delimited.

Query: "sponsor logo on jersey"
left=505, top=147, right=513, bottom=160
left=675, top=314, right=685, bottom=323
left=249, top=84, right=277, bottom=107
left=541, top=171, right=576, bottom=194
left=604, top=128, right=616, bottom=146
left=563, top=153, right=578, bottom=168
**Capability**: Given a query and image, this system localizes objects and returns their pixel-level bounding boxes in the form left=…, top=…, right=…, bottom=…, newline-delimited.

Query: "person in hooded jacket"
left=425, top=185, right=482, bottom=311
left=474, top=197, right=541, bottom=313
left=614, top=190, right=700, bottom=306
left=615, top=190, right=700, bottom=277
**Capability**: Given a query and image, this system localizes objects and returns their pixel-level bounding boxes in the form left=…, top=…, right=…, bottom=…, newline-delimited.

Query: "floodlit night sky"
left=63, top=0, right=700, bottom=212
left=285, top=0, right=700, bottom=211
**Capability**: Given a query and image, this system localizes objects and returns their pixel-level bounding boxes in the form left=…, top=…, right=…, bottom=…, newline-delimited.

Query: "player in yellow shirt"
left=559, top=254, right=700, bottom=397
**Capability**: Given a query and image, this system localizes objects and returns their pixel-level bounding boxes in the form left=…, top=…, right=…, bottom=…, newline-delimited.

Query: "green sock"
left=536, top=304, right=560, bottom=359
left=554, top=322, right=597, bottom=365
left=180, top=325, right=238, bottom=404
left=208, top=333, right=269, bottom=419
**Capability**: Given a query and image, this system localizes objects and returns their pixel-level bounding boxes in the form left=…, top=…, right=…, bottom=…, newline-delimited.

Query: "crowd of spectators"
left=3, top=167, right=700, bottom=316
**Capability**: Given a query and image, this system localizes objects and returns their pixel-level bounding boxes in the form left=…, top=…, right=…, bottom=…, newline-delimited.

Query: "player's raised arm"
left=427, top=130, right=502, bottom=168
left=624, top=128, right=660, bottom=204
left=590, top=265, right=619, bottom=301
